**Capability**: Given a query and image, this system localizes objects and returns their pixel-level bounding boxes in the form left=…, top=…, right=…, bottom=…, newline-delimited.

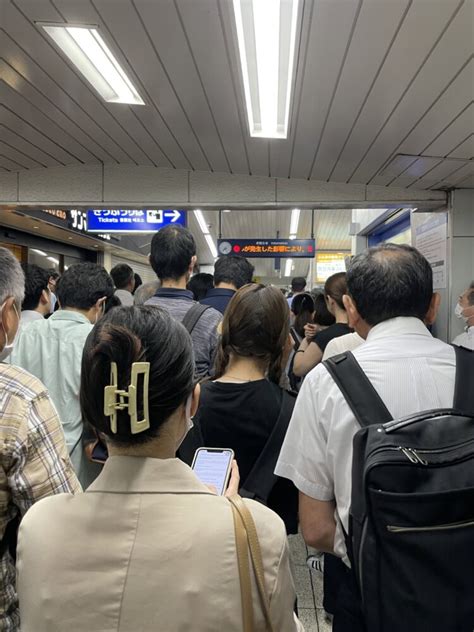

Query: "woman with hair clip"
left=292, top=272, right=351, bottom=378
left=181, top=284, right=299, bottom=534
left=16, top=305, right=302, bottom=632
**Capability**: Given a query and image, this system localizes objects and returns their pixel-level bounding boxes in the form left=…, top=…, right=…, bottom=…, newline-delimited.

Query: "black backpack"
left=324, top=345, right=474, bottom=632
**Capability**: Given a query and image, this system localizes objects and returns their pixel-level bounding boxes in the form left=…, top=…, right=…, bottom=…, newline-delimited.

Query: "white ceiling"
left=0, top=0, right=472, bottom=191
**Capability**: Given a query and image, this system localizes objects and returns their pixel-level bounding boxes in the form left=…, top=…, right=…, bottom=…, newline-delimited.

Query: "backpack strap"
left=240, top=390, right=295, bottom=504
left=323, top=351, right=393, bottom=428
left=181, top=303, right=212, bottom=335
left=453, top=345, right=474, bottom=413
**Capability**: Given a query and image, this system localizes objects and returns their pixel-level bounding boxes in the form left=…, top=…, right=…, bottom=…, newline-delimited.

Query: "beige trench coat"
left=17, top=456, right=303, bottom=631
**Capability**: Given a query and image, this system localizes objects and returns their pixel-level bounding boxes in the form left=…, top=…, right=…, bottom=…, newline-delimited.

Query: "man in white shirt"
left=19, top=264, right=51, bottom=326
left=110, top=263, right=135, bottom=306
left=276, top=243, right=456, bottom=631
left=452, top=282, right=474, bottom=350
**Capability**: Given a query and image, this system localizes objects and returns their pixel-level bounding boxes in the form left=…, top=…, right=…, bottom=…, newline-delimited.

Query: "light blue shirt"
left=11, top=310, right=93, bottom=482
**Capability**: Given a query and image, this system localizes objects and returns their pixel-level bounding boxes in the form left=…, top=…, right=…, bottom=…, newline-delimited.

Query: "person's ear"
left=425, top=292, right=441, bottom=326
left=39, top=289, right=50, bottom=306
left=1, top=297, right=19, bottom=345
left=190, top=383, right=200, bottom=418
left=189, top=255, right=197, bottom=274
left=95, top=296, right=107, bottom=316
left=343, top=294, right=359, bottom=329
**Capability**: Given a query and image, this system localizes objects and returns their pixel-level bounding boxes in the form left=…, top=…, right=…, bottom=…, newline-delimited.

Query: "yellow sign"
left=315, top=252, right=349, bottom=284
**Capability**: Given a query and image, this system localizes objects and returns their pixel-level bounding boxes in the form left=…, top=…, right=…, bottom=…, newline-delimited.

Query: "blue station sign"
left=217, top=238, right=315, bottom=258
left=87, top=209, right=187, bottom=233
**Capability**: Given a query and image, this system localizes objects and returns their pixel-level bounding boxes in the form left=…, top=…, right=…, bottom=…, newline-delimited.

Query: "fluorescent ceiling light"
left=289, top=208, right=300, bottom=236
left=289, top=234, right=297, bottom=240
left=204, top=234, right=218, bottom=259
left=233, top=0, right=299, bottom=138
left=284, top=259, right=293, bottom=277
left=46, top=257, right=60, bottom=265
left=42, top=24, right=144, bottom=105
left=31, top=249, right=47, bottom=256
left=193, top=209, right=209, bottom=235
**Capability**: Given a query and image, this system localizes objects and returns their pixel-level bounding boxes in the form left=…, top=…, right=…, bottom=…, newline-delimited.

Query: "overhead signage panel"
left=87, top=209, right=187, bottom=233
left=218, top=238, right=315, bottom=258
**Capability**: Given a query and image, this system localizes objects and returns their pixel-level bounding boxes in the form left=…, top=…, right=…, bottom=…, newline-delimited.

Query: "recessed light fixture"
left=289, top=208, right=300, bottom=237
left=222, top=209, right=232, bottom=213
left=33, top=226, right=39, bottom=229
left=233, top=0, right=299, bottom=138
left=193, top=210, right=218, bottom=259
left=31, top=248, right=47, bottom=256
left=284, top=259, right=293, bottom=277
left=41, top=24, right=144, bottom=105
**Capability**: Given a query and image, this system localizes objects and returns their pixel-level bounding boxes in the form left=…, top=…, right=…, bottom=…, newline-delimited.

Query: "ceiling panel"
left=0, top=0, right=470, bottom=188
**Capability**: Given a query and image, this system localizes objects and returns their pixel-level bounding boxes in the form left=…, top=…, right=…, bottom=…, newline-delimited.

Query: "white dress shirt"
left=20, top=310, right=43, bottom=326
left=276, top=317, right=456, bottom=559
left=452, top=326, right=474, bottom=350
left=322, top=331, right=364, bottom=360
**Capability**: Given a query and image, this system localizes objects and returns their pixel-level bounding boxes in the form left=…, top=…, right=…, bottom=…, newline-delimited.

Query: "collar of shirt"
left=87, top=456, right=214, bottom=495
left=154, top=288, right=194, bottom=301
left=205, top=288, right=235, bottom=298
left=20, top=310, right=43, bottom=323
left=365, top=316, right=431, bottom=343
left=50, top=310, right=91, bottom=325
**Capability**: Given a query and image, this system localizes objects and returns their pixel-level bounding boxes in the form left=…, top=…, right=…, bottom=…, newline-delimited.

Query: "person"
left=104, top=294, right=122, bottom=314
left=290, top=292, right=314, bottom=340
left=17, top=305, right=303, bottom=632
left=47, top=269, right=60, bottom=313
left=146, top=225, right=222, bottom=378
left=19, top=263, right=51, bottom=326
left=322, top=331, right=364, bottom=360
left=187, top=272, right=214, bottom=301
left=134, top=280, right=160, bottom=306
left=0, top=248, right=80, bottom=631
left=452, top=282, right=474, bottom=350
left=110, top=263, right=135, bottom=306
left=287, top=277, right=306, bottom=309
left=293, top=272, right=351, bottom=377
left=181, top=284, right=298, bottom=533
left=132, top=272, right=142, bottom=295
left=201, top=255, right=254, bottom=314
left=276, top=243, right=457, bottom=631
left=11, top=263, right=114, bottom=486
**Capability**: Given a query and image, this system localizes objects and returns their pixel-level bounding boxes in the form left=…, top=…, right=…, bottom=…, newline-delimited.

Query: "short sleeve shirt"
left=312, top=323, right=352, bottom=352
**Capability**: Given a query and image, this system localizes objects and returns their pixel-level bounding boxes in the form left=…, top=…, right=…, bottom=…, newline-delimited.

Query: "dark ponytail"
left=80, top=305, right=194, bottom=444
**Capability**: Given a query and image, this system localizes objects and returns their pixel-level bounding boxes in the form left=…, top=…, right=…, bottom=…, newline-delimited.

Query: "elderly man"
left=276, top=244, right=458, bottom=631
left=0, top=248, right=80, bottom=631
left=453, top=281, right=474, bottom=350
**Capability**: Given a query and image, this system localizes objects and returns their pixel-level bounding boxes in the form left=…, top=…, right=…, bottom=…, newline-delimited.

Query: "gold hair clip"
left=104, top=362, right=150, bottom=435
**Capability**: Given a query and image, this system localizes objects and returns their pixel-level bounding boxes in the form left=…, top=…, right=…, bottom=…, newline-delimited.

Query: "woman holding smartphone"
left=16, top=305, right=302, bottom=631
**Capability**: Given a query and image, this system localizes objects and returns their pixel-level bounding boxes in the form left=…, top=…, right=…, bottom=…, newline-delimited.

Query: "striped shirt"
left=0, top=363, right=80, bottom=630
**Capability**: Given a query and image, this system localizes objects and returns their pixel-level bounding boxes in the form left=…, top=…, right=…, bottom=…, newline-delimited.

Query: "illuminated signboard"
left=87, top=209, right=186, bottom=233
left=315, top=252, right=348, bottom=283
left=217, top=238, right=315, bottom=258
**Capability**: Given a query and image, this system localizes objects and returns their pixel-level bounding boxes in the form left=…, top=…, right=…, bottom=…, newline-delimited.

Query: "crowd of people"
left=0, top=223, right=473, bottom=631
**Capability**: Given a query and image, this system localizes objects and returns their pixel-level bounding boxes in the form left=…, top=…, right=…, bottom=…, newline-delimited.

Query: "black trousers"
left=323, top=554, right=366, bottom=632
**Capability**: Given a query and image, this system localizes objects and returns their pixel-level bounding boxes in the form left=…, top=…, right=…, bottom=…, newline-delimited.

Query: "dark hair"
left=347, top=244, right=433, bottom=326
left=80, top=306, right=194, bottom=445
left=21, top=263, right=49, bottom=311
left=291, top=293, right=314, bottom=338
left=214, top=284, right=289, bottom=385
left=110, top=264, right=134, bottom=290
left=150, top=225, right=196, bottom=281
left=104, top=294, right=122, bottom=314
left=291, top=277, right=306, bottom=292
left=313, top=293, right=336, bottom=327
left=187, top=273, right=214, bottom=301
left=214, top=256, right=254, bottom=289
left=56, top=263, right=114, bottom=310
left=324, top=272, right=347, bottom=310
left=133, top=273, right=143, bottom=294
left=47, top=269, right=60, bottom=281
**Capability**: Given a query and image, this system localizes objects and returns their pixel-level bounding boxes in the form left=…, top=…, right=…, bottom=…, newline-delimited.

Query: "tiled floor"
left=288, top=534, right=332, bottom=632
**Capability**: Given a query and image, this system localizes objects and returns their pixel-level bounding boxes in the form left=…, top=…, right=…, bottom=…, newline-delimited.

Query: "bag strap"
left=323, top=351, right=392, bottom=428
left=453, top=345, right=474, bottom=413
left=228, top=495, right=274, bottom=632
left=231, top=500, right=254, bottom=632
left=181, top=303, right=212, bottom=335
left=240, top=390, right=295, bottom=504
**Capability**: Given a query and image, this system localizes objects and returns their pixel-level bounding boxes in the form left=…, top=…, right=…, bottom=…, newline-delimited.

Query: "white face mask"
left=455, top=302, right=467, bottom=322
left=0, top=303, right=19, bottom=363
left=49, top=292, right=57, bottom=314
left=176, top=393, right=194, bottom=449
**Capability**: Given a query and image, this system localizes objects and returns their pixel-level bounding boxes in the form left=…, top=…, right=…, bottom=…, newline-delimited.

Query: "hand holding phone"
left=191, top=448, right=235, bottom=495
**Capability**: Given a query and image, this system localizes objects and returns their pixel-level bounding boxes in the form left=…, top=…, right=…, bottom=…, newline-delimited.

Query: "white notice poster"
left=414, top=213, right=448, bottom=290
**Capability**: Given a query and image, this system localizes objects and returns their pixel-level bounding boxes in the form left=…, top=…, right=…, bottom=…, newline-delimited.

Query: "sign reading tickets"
left=218, top=239, right=315, bottom=258
left=87, top=209, right=186, bottom=232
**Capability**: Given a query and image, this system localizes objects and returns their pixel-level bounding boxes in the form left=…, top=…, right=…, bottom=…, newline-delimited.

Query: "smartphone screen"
left=191, top=448, right=234, bottom=495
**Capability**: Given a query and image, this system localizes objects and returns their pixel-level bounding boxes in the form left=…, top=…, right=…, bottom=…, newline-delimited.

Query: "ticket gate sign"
left=217, top=238, right=315, bottom=258
left=87, top=209, right=186, bottom=232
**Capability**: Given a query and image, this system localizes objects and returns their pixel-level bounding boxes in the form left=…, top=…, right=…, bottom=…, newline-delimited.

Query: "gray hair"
left=134, top=280, right=160, bottom=305
left=0, top=248, right=25, bottom=307
left=468, top=281, right=474, bottom=306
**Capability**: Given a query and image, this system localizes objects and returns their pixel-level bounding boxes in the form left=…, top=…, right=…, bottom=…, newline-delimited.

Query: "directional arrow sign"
left=87, top=209, right=187, bottom=233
